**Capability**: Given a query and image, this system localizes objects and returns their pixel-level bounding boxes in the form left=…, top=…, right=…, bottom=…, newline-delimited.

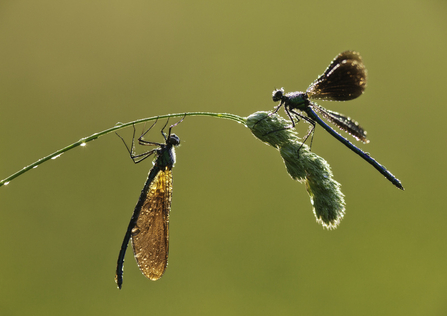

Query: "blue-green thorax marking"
left=280, top=91, right=308, bottom=110
left=153, top=134, right=179, bottom=170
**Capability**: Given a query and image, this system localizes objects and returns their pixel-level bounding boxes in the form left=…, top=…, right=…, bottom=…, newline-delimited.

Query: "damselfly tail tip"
left=115, top=275, right=123, bottom=290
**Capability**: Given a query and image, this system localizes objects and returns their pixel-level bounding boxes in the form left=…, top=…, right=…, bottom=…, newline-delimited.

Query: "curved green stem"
left=0, top=112, right=246, bottom=187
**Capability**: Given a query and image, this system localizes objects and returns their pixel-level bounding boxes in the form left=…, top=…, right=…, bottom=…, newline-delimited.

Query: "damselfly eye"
left=168, top=134, right=180, bottom=146
left=272, top=88, right=285, bottom=102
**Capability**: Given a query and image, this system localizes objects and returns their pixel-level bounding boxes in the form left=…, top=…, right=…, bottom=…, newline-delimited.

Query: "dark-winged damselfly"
left=271, top=51, right=403, bottom=190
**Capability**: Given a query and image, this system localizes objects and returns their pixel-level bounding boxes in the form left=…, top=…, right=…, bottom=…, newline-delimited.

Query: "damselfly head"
left=272, top=88, right=285, bottom=102
left=168, top=134, right=180, bottom=146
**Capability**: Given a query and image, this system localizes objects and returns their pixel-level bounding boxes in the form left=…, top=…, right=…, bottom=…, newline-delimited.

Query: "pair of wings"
left=307, top=50, right=367, bottom=101
left=131, top=166, right=172, bottom=281
left=115, top=165, right=172, bottom=289
left=306, top=51, right=369, bottom=143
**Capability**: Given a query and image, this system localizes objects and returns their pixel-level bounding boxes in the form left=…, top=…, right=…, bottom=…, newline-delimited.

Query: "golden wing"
left=131, top=166, right=172, bottom=281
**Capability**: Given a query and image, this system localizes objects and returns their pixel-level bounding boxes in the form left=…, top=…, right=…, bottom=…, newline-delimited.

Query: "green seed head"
left=247, top=111, right=345, bottom=229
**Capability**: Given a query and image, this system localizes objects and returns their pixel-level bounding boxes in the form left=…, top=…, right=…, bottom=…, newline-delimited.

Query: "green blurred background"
left=0, top=1, right=446, bottom=315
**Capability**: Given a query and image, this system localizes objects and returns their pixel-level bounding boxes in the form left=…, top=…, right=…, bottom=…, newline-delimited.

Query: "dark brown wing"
left=307, top=51, right=367, bottom=101
left=131, top=166, right=172, bottom=281
left=312, top=103, right=369, bottom=143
